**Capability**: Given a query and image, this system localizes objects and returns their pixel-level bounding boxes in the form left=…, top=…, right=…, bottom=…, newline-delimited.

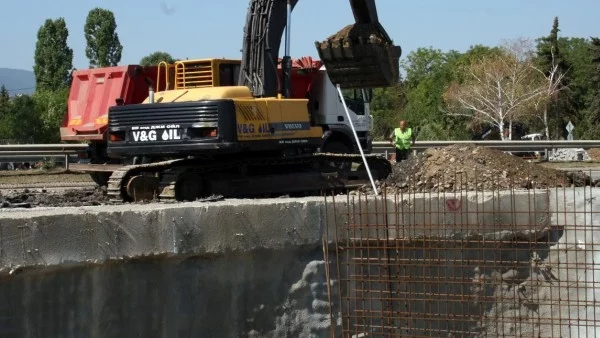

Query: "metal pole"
left=64, top=154, right=69, bottom=171
left=336, top=84, right=378, bottom=195
left=281, top=0, right=292, bottom=98
left=285, top=0, right=291, bottom=56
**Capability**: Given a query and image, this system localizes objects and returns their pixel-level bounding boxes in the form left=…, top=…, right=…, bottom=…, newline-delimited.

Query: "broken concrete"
left=0, top=189, right=595, bottom=337
left=476, top=187, right=600, bottom=337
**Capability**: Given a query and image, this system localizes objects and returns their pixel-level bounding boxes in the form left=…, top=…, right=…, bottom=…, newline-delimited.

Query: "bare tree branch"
left=442, top=38, right=547, bottom=140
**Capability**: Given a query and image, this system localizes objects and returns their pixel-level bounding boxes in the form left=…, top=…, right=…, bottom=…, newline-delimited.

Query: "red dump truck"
left=60, top=65, right=165, bottom=184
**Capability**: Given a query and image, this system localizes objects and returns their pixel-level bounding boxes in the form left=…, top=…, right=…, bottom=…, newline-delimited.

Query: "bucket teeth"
left=315, top=23, right=402, bottom=89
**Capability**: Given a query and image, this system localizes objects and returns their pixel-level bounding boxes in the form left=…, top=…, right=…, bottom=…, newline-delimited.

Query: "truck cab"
left=308, top=65, right=373, bottom=154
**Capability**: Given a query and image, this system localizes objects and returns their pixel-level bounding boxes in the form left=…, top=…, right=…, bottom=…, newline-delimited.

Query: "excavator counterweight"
left=315, top=0, right=402, bottom=89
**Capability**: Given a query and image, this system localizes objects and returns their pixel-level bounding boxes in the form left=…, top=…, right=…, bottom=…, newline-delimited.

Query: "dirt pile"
left=587, top=148, right=600, bottom=161
left=0, top=187, right=114, bottom=208
left=375, top=144, right=592, bottom=193
left=319, top=23, right=388, bottom=48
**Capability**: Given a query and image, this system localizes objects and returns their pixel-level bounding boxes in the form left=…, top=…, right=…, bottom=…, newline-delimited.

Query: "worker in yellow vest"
left=389, top=120, right=415, bottom=162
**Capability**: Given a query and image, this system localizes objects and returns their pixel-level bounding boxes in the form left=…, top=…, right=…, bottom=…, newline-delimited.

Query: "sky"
left=0, top=0, right=599, bottom=72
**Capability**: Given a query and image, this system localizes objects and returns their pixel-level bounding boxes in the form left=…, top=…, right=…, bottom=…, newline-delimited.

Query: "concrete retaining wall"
left=0, top=198, right=339, bottom=338
left=477, top=187, right=600, bottom=337
left=0, top=189, right=594, bottom=337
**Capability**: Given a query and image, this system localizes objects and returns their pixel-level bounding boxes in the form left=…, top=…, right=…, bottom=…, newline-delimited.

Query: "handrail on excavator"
left=174, top=61, right=187, bottom=89
left=157, top=61, right=171, bottom=91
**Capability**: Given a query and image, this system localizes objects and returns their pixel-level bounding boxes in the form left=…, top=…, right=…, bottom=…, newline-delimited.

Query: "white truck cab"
left=308, top=65, right=374, bottom=154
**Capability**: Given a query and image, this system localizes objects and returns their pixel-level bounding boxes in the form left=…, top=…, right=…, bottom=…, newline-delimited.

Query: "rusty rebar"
left=322, top=167, right=600, bottom=337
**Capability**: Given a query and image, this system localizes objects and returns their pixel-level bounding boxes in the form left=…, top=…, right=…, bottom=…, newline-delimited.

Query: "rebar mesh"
left=323, top=168, right=600, bottom=337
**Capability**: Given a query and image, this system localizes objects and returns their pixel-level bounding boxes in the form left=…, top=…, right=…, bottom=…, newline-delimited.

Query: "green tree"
left=581, top=37, right=600, bottom=138
left=399, top=47, right=471, bottom=140
left=140, top=51, right=175, bottom=66
left=0, top=85, right=10, bottom=132
left=0, top=95, right=44, bottom=143
left=84, top=8, right=123, bottom=67
left=33, top=88, right=69, bottom=142
left=0, top=85, right=9, bottom=109
left=33, top=18, right=73, bottom=91
left=370, top=83, right=406, bottom=139
left=555, top=37, right=598, bottom=138
left=533, top=17, right=573, bottom=139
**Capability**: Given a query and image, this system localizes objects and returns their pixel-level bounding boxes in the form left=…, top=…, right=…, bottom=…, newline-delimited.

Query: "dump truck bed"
left=60, top=65, right=161, bottom=142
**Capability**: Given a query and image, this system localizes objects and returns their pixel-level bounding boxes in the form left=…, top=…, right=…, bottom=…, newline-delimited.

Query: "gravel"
left=0, top=186, right=114, bottom=208
left=360, top=144, right=597, bottom=194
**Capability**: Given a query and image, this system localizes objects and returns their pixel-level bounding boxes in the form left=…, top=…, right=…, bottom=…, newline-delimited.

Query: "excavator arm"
left=238, top=0, right=401, bottom=97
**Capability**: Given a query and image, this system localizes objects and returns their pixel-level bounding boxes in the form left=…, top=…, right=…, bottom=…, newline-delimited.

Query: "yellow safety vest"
left=394, top=127, right=412, bottom=150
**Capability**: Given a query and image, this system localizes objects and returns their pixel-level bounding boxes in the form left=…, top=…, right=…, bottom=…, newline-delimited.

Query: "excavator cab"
left=315, top=0, right=401, bottom=89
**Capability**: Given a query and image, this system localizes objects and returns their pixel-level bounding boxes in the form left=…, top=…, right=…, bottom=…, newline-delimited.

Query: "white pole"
left=335, top=84, right=378, bottom=195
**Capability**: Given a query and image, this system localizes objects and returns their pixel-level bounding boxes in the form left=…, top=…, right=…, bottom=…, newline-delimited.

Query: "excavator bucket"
left=315, top=23, right=402, bottom=89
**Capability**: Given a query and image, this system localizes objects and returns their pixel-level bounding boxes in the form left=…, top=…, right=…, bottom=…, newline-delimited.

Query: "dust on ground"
left=374, top=144, right=594, bottom=193
left=0, top=186, right=114, bottom=208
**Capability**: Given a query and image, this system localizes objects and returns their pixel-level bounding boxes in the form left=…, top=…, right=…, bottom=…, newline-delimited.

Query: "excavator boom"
left=238, top=0, right=401, bottom=97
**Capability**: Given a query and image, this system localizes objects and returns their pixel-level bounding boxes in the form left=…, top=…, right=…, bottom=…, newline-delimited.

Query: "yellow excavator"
left=81, top=0, right=402, bottom=202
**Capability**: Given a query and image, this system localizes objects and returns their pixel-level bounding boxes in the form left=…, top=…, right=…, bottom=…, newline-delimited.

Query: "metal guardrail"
left=371, top=140, right=600, bottom=154
left=0, top=144, right=88, bottom=171
left=0, top=141, right=599, bottom=170
left=0, top=144, right=88, bottom=152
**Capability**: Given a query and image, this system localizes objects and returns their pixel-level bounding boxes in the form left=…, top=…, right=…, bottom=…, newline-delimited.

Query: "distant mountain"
left=0, top=68, right=35, bottom=96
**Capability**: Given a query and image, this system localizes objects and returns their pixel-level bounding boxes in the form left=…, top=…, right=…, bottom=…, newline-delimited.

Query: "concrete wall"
left=0, top=199, right=340, bottom=338
left=0, top=188, right=595, bottom=337
left=477, top=187, right=600, bottom=338
left=0, top=247, right=336, bottom=338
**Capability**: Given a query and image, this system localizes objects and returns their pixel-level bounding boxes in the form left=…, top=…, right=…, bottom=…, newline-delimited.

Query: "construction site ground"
left=1, top=144, right=600, bottom=208
left=0, top=145, right=599, bottom=336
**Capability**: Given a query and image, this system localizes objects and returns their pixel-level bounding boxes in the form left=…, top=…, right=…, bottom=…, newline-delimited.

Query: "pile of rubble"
left=368, top=144, right=593, bottom=194
left=0, top=187, right=114, bottom=208
left=587, top=148, right=600, bottom=161
left=548, top=148, right=590, bottom=161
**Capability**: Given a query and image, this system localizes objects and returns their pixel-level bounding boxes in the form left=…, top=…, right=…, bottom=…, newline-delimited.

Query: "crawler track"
left=105, top=153, right=391, bottom=202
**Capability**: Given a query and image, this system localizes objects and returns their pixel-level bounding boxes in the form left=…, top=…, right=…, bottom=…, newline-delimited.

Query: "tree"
left=0, top=85, right=9, bottom=109
left=591, top=37, right=600, bottom=85
left=140, top=51, right=175, bottom=66
left=84, top=8, right=123, bottom=67
left=0, top=95, right=44, bottom=143
left=33, top=88, right=69, bottom=143
left=581, top=37, right=600, bottom=138
left=532, top=17, right=570, bottom=139
left=33, top=18, right=73, bottom=91
left=370, top=83, right=406, bottom=139
left=443, top=39, right=547, bottom=140
left=399, top=47, right=470, bottom=140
